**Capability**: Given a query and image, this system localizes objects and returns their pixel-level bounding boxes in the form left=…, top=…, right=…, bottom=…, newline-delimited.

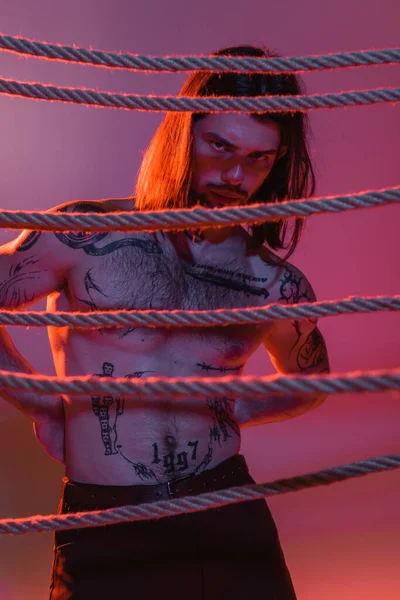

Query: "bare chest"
left=68, top=232, right=274, bottom=313
left=61, top=232, right=273, bottom=363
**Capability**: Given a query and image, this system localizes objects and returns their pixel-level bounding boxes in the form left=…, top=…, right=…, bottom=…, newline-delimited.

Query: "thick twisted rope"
left=0, top=187, right=398, bottom=232
left=1, top=454, right=398, bottom=535
left=1, top=35, right=399, bottom=74
left=0, top=368, right=399, bottom=397
left=1, top=76, right=399, bottom=113
left=0, top=295, right=398, bottom=329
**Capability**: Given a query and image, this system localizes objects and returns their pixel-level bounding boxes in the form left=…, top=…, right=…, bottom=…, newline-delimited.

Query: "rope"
left=1, top=454, right=398, bottom=535
left=1, top=295, right=398, bottom=329
left=1, top=35, right=399, bottom=73
left=0, top=368, right=399, bottom=397
left=1, top=76, right=399, bottom=113
left=0, top=187, right=398, bottom=232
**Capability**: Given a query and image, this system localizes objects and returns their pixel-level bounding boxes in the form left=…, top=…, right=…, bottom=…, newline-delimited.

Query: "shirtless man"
left=0, top=45, right=329, bottom=599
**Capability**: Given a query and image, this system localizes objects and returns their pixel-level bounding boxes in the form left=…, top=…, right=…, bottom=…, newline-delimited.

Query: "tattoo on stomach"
left=91, top=362, right=240, bottom=481
left=91, top=362, right=155, bottom=481
left=151, top=439, right=199, bottom=475
left=207, top=398, right=240, bottom=446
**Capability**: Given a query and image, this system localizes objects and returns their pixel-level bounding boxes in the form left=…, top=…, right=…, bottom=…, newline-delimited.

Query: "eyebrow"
left=206, top=132, right=277, bottom=155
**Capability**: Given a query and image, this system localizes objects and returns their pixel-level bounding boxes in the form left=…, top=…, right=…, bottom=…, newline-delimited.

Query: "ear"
left=277, top=145, right=288, bottom=160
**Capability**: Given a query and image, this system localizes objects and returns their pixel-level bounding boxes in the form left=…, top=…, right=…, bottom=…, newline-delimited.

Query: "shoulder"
left=47, top=197, right=136, bottom=250
left=51, top=197, right=135, bottom=214
left=257, top=246, right=316, bottom=305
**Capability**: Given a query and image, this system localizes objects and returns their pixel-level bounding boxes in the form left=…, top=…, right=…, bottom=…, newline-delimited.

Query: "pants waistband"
left=61, top=454, right=249, bottom=512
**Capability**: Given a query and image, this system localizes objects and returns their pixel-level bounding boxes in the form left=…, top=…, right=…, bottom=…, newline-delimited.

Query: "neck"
left=185, top=227, right=248, bottom=247
left=202, top=225, right=243, bottom=244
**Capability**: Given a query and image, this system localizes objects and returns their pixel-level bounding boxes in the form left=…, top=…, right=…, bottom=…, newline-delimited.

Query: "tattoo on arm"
left=279, top=267, right=312, bottom=304
left=0, top=257, right=45, bottom=308
left=296, top=328, right=328, bottom=372
left=290, top=320, right=302, bottom=353
left=277, top=268, right=328, bottom=372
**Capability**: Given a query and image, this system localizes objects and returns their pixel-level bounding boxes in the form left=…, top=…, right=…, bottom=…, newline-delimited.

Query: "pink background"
left=0, top=0, right=399, bottom=598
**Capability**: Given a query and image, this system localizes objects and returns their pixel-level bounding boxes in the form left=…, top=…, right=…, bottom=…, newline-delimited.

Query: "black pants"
left=49, top=455, right=297, bottom=599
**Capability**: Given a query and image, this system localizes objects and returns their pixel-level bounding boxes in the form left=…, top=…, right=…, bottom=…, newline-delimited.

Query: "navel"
left=165, top=434, right=178, bottom=452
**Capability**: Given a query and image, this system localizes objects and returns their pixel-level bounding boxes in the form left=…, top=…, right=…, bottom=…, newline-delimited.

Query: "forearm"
left=0, top=327, right=62, bottom=422
left=235, top=391, right=327, bottom=428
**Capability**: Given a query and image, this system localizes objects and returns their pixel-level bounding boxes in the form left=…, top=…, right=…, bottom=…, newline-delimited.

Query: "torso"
left=46, top=200, right=292, bottom=485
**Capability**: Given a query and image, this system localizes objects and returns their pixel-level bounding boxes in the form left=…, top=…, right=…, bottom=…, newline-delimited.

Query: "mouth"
left=208, top=190, right=246, bottom=205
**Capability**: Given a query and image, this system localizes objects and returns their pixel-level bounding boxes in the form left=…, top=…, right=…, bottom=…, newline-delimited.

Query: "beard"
left=188, top=188, right=249, bottom=209
left=188, top=188, right=209, bottom=208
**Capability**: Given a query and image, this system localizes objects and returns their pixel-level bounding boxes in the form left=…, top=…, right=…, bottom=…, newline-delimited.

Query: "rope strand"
left=0, top=454, right=398, bottom=535
left=0, top=187, right=398, bottom=231
left=1, top=35, right=399, bottom=73
left=0, top=368, right=398, bottom=397
left=0, top=295, right=398, bottom=329
left=1, top=76, right=399, bottom=113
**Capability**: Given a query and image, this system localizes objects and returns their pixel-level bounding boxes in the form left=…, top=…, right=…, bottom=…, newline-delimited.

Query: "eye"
left=252, top=153, right=272, bottom=162
left=210, top=140, right=228, bottom=152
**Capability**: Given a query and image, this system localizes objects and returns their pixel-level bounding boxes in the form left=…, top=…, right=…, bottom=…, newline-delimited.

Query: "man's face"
left=191, top=113, right=282, bottom=208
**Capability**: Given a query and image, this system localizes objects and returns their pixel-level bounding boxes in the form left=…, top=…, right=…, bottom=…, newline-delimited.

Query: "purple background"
left=0, top=0, right=399, bottom=597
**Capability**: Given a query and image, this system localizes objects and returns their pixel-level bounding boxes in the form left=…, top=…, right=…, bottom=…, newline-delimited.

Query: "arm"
left=235, top=267, right=330, bottom=427
left=0, top=326, right=65, bottom=463
left=0, top=326, right=63, bottom=421
left=0, top=206, right=79, bottom=424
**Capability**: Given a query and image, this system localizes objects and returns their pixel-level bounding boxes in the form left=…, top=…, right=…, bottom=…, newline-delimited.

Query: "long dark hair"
left=135, top=45, right=316, bottom=259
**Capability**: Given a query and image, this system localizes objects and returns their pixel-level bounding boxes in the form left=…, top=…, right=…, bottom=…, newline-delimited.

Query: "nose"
left=221, top=162, right=244, bottom=187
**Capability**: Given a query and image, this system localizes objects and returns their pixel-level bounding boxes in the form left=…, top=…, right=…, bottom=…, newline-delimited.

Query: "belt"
left=62, top=454, right=249, bottom=513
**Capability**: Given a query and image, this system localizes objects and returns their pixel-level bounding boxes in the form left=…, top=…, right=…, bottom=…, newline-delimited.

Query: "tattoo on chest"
left=56, top=232, right=162, bottom=255
left=76, top=269, right=138, bottom=338
left=187, top=265, right=270, bottom=299
left=55, top=202, right=163, bottom=256
left=76, top=269, right=107, bottom=333
left=197, top=362, right=243, bottom=374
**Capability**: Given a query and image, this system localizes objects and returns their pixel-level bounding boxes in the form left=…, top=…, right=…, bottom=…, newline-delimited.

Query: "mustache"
left=207, top=186, right=248, bottom=201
